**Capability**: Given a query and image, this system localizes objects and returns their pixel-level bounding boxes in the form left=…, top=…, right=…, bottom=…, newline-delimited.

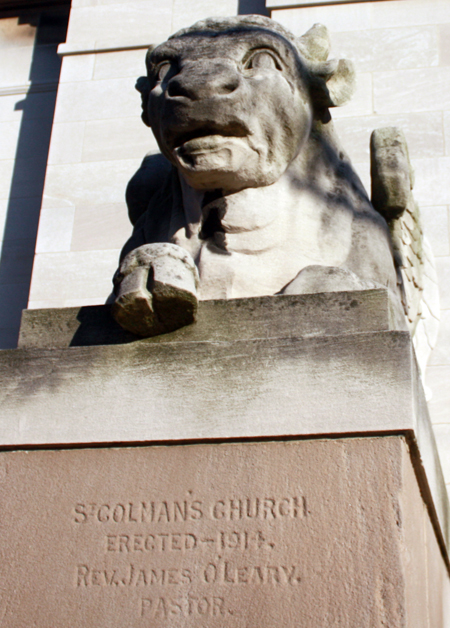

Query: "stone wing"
left=370, top=127, right=440, bottom=381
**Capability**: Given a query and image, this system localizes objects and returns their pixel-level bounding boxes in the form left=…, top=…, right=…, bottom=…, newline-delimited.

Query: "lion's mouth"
left=171, top=122, right=249, bottom=151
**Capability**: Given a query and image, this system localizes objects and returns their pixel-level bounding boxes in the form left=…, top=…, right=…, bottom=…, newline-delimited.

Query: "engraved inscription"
left=77, top=564, right=193, bottom=587
left=140, top=595, right=228, bottom=618
left=73, top=496, right=307, bottom=524
left=201, top=562, right=301, bottom=585
left=104, top=530, right=274, bottom=553
left=73, top=500, right=203, bottom=523
left=72, top=491, right=310, bottom=621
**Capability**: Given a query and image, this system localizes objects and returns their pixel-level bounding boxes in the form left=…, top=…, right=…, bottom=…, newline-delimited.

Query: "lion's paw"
left=112, top=243, right=199, bottom=337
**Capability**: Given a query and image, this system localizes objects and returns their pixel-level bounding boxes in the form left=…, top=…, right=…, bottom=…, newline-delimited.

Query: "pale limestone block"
left=0, top=160, right=14, bottom=200
left=47, top=121, right=85, bottom=165
left=59, top=53, right=95, bottom=83
left=0, top=116, right=52, bottom=186
left=43, top=158, right=141, bottom=206
left=0, top=120, right=20, bottom=160
left=439, top=24, right=450, bottom=66
left=443, top=111, right=450, bottom=156
left=26, top=299, right=60, bottom=309
left=426, top=365, right=450, bottom=424
left=63, top=297, right=107, bottom=306
left=41, top=194, right=74, bottom=210
left=0, top=46, right=34, bottom=87
left=0, top=17, right=35, bottom=48
left=331, top=26, right=438, bottom=73
left=81, top=117, right=158, bottom=162
left=27, top=297, right=106, bottom=309
left=70, top=202, right=132, bottom=251
left=0, top=92, right=55, bottom=123
left=28, top=249, right=119, bottom=304
left=411, top=157, right=450, bottom=206
left=370, top=0, right=450, bottom=29
left=374, top=67, right=450, bottom=114
left=171, top=0, right=239, bottom=32
left=35, top=207, right=75, bottom=253
left=0, top=94, right=23, bottom=123
left=420, top=206, right=450, bottom=257
left=93, top=48, right=147, bottom=80
left=330, top=73, right=372, bottom=119
left=271, top=4, right=371, bottom=35
left=429, top=310, right=450, bottom=366
left=53, top=77, right=141, bottom=123
left=435, top=257, right=450, bottom=309
left=334, top=112, right=444, bottom=163
left=65, top=3, right=172, bottom=50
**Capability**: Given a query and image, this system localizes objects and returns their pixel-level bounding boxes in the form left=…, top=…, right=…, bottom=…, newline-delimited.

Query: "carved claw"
left=112, top=243, right=199, bottom=337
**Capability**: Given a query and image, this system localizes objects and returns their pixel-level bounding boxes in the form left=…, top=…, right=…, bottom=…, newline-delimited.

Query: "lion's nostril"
left=220, top=77, right=240, bottom=94
left=167, top=78, right=190, bottom=98
left=167, top=65, right=241, bottom=100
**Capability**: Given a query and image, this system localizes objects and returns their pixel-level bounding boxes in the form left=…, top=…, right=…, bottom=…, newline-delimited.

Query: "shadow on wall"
left=0, top=7, right=69, bottom=349
left=238, top=0, right=269, bottom=16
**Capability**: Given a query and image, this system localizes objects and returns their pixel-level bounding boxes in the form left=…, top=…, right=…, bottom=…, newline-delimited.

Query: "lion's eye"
left=157, top=61, right=173, bottom=82
left=245, top=51, right=279, bottom=71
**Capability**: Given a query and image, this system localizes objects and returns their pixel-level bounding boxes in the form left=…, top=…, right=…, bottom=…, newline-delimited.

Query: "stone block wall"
left=0, top=6, right=69, bottom=348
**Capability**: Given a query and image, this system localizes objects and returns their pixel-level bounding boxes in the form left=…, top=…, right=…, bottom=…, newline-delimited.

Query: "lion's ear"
left=136, top=76, right=151, bottom=127
left=296, top=23, right=356, bottom=108
left=297, top=23, right=330, bottom=62
left=308, top=58, right=356, bottom=108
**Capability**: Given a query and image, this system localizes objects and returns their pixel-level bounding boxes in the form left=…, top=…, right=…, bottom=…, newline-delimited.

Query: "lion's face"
left=146, top=29, right=313, bottom=192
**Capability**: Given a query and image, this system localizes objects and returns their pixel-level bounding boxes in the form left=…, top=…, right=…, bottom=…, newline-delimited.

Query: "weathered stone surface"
left=2, top=332, right=418, bottom=448
left=0, top=437, right=447, bottom=627
left=19, top=290, right=395, bottom=349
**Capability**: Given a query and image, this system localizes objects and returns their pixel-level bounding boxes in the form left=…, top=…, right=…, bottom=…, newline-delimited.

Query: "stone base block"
left=0, top=436, right=448, bottom=627
left=1, top=290, right=449, bottom=626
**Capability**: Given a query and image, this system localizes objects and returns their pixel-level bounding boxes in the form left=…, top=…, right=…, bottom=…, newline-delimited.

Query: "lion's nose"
left=167, top=62, right=241, bottom=100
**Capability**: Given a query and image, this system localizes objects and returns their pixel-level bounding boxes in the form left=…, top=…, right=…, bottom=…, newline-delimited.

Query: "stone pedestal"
left=0, top=290, right=449, bottom=626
